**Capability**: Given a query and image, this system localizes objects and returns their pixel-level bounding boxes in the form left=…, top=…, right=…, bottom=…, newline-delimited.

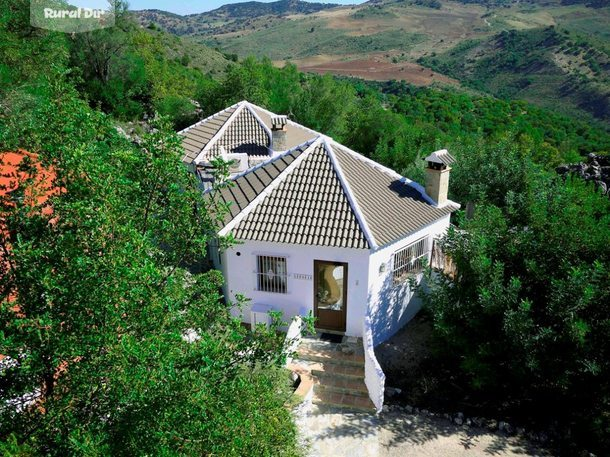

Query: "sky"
left=118, top=0, right=366, bottom=16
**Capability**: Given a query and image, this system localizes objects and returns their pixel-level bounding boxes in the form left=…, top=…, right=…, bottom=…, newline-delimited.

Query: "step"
left=299, top=339, right=341, bottom=352
left=310, top=362, right=365, bottom=380
left=315, top=376, right=369, bottom=397
left=313, top=390, right=376, bottom=412
left=297, top=347, right=365, bottom=367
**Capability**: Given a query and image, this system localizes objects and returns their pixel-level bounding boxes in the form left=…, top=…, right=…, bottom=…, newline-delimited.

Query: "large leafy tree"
left=423, top=141, right=610, bottom=453
left=0, top=70, right=300, bottom=455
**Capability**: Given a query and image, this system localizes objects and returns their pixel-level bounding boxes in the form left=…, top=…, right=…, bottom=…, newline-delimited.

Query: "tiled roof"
left=207, top=107, right=270, bottom=158
left=197, top=103, right=460, bottom=250
left=333, top=144, right=458, bottom=246
left=179, top=101, right=318, bottom=164
left=180, top=105, right=237, bottom=163
left=230, top=141, right=369, bottom=249
left=214, top=146, right=307, bottom=225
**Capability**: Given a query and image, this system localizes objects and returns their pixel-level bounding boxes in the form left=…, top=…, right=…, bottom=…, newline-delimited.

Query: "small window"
left=256, top=255, right=287, bottom=294
left=392, top=237, right=429, bottom=284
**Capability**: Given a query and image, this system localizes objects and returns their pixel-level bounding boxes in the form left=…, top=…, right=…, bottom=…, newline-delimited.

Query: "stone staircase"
left=294, top=336, right=376, bottom=412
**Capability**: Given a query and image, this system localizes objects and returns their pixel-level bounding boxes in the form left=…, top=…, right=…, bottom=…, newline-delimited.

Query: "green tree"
left=423, top=141, right=610, bottom=453
left=0, top=77, right=301, bottom=456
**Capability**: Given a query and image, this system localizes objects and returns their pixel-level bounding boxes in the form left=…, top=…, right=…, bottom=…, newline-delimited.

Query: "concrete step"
left=310, top=362, right=365, bottom=380
left=315, top=376, right=369, bottom=397
left=313, top=390, right=376, bottom=412
left=299, top=339, right=341, bottom=352
left=296, top=346, right=365, bottom=367
left=300, top=337, right=363, bottom=352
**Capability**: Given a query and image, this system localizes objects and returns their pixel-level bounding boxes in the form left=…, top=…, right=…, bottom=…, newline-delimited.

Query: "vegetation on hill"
left=420, top=26, right=610, bottom=122
left=208, top=0, right=340, bottom=18
left=133, top=0, right=339, bottom=36
left=454, top=0, right=609, bottom=7
left=135, top=0, right=610, bottom=124
left=1, top=1, right=232, bottom=129
left=195, top=57, right=609, bottom=170
left=68, top=14, right=231, bottom=127
left=203, top=20, right=427, bottom=61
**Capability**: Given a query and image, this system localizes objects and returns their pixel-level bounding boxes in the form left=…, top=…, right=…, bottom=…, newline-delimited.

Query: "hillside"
left=144, top=27, right=232, bottom=76
left=207, top=0, right=341, bottom=17
left=134, top=0, right=610, bottom=123
left=132, top=0, right=339, bottom=36
left=420, top=26, right=610, bottom=121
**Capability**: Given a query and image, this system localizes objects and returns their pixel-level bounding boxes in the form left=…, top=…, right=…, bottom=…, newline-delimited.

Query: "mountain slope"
left=133, top=0, right=340, bottom=36
left=132, top=0, right=610, bottom=123
left=419, top=26, right=610, bottom=121
left=208, top=0, right=341, bottom=17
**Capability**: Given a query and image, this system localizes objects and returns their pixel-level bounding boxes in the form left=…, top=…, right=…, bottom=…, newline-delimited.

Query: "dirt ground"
left=376, top=313, right=434, bottom=379
left=297, top=403, right=551, bottom=457
left=296, top=54, right=458, bottom=86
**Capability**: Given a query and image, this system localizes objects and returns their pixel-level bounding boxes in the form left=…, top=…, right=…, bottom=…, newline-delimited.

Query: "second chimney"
left=271, top=115, right=288, bottom=151
left=423, top=149, right=455, bottom=207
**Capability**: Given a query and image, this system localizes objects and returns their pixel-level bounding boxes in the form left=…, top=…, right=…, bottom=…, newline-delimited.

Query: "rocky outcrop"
left=556, top=153, right=610, bottom=196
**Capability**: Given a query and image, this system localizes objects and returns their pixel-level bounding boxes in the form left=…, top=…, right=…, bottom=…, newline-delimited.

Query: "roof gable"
left=180, top=104, right=237, bottom=164
left=216, top=140, right=370, bottom=249
left=206, top=106, right=271, bottom=158
left=180, top=101, right=319, bottom=164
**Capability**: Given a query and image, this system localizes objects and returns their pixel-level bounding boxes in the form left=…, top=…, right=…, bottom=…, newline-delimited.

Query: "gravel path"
left=296, top=404, right=551, bottom=457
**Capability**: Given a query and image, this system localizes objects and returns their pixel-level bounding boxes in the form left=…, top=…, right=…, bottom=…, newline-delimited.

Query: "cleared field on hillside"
left=295, top=54, right=458, bottom=86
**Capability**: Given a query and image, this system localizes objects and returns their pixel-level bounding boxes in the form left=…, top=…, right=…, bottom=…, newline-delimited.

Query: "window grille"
left=256, top=255, right=287, bottom=293
left=392, top=237, right=429, bottom=283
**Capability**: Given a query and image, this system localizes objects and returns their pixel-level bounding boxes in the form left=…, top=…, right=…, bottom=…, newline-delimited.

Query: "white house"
left=180, top=100, right=459, bottom=349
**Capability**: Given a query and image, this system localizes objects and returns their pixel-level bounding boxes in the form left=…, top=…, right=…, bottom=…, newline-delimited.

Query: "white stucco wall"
left=366, top=215, right=452, bottom=346
left=213, top=215, right=451, bottom=341
left=220, top=240, right=370, bottom=337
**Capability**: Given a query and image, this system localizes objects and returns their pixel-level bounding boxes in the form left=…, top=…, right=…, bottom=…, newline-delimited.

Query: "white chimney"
left=423, top=149, right=455, bottom=207
left=271, top=115, right=288, bottom=151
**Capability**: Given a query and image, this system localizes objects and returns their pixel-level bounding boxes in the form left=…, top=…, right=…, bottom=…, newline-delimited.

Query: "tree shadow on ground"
left=309, top=405, right=549, bottom=456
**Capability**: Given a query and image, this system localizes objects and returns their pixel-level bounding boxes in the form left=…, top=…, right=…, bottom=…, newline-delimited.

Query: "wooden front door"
left=313, top=260, right=348, bottom=332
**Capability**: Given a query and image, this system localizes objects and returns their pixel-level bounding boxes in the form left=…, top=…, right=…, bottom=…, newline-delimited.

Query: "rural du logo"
left=31, top=0, right=116, bottom=33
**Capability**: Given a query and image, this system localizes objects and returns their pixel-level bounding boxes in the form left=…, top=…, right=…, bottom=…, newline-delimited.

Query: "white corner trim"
left=243, top=101, right=273, bottom=144
left=218, top=138, right=322, bottom=237
left=437, top=199, right=461, bottom=210
left=194, top=102, right=247, bottom=165
left=324, top=138, right=378, bottom=250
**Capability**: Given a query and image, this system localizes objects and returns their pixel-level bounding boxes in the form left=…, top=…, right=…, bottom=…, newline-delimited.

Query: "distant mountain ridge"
left=207, top=0, right=342, bottom=18
left=132, top=0, right=342, bottom=36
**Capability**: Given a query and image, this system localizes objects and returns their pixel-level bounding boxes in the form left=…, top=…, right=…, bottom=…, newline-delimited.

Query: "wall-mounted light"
left=379, top=263, right=386, bottom=274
